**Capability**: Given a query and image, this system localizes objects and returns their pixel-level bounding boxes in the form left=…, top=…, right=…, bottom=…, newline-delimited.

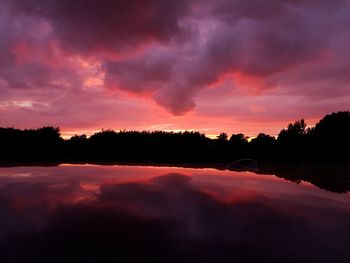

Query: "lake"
left=0, top=164, right=350, bottom=262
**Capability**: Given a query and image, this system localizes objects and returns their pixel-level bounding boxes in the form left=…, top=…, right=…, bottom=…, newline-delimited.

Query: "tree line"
left=0, top=111, right=349, bottom=164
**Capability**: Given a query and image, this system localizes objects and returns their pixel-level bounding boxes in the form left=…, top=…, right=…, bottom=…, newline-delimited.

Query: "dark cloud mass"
left=7, top=0, right=195, bottom=53
left=0, top=0, right=349, bottom=120
left=104, top=48, right=176, bottom=93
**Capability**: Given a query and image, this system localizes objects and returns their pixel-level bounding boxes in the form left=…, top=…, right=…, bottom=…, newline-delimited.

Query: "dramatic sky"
left=0, top=0, right=349, bottom=138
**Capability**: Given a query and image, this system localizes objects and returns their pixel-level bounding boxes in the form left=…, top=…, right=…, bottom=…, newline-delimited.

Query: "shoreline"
left=1, top=161, right=349, bottom=193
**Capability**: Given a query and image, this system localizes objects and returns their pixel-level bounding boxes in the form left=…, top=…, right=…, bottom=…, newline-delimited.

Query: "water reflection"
left=0, top=165, right=350, bottom=262
left=258, top=164, right=350, bottom=193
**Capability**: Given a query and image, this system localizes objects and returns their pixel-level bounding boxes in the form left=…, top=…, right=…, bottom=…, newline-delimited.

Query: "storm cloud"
left=0, top=0, right=349, bottom=134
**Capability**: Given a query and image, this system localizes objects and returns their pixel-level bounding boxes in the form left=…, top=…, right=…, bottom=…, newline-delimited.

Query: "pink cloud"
left=0, top=0, right=349, bottom=137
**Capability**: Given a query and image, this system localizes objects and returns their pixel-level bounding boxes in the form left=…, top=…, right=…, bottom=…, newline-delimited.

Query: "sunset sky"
left=0, top=0, right=349, bottom=138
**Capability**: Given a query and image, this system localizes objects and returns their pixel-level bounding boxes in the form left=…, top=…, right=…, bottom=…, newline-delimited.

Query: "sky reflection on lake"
left=0, top=164, right=350, bottom=262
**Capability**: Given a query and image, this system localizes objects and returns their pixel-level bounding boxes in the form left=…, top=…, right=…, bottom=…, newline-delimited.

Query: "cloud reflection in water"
left=0, top=165, right=350, bottom=262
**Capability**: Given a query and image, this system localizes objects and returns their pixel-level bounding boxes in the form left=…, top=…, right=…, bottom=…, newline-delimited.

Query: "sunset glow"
left=0, top=0, right=349, bottom=138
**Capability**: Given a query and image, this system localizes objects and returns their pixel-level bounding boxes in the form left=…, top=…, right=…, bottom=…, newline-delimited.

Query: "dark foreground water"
left=0, top=165, right=349, bottom=263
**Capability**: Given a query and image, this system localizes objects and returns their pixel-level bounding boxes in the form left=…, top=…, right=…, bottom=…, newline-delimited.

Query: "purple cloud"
left=0, top=0, right=350, bottom=135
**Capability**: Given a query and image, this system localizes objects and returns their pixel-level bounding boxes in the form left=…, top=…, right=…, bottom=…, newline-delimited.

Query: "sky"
left=0, top=0, right=349, bottom=138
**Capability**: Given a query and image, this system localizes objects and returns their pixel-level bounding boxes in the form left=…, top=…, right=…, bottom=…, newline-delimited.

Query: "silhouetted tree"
left=277, top=119, right=309, bottom=161
left=228, top=133, right=248, bottom=160
left=250, top=133, right=276, bottom=160
left=0, top=112, right=349, bottom=164
left=217, top=132, right=228, bottom=141
left=0, top=126, right=62, bottom=161
left=229, top=133, right=248, bottom=145
left=311, top=111, right=350, bottom=162
left=278, top=119, right=307, bottom=138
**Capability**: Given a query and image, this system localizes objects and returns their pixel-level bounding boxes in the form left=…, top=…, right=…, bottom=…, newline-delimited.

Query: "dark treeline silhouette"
left=0, top=111, right=349, bottom=165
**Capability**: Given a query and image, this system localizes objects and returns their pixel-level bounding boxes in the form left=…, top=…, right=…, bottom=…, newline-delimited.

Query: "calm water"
left=0, top=164, right=350, bottom=262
